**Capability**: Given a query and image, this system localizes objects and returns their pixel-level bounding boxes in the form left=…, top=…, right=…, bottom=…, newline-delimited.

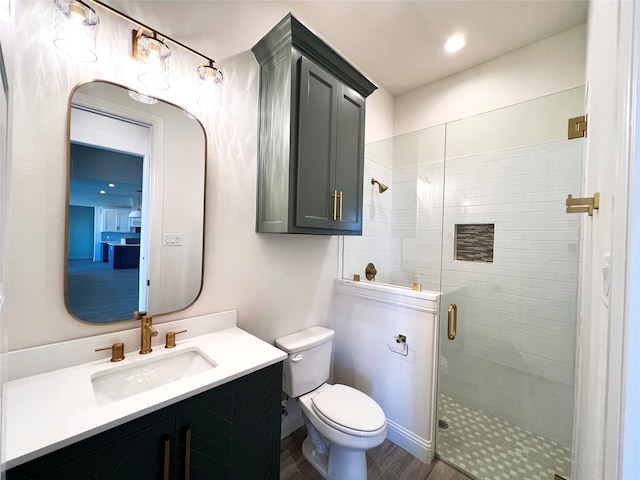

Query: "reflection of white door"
left=70, top=106, right=154, bottom=313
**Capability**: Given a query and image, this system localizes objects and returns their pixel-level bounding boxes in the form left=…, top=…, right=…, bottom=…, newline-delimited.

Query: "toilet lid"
left=311, top=384, right=386, bottom=434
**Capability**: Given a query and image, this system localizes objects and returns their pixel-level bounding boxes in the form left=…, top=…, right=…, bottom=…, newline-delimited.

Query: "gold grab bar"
left=447, top=304, right=457, bottom=340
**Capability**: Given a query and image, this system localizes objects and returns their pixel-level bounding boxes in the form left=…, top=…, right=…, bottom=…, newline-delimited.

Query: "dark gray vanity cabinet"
left=7, top=362, right=283, bottom=480
left=252, top=14, right=376, bottom=235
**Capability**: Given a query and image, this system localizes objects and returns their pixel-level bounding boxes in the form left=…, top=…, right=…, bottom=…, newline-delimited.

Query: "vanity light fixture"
left=79, top=0, right=225, bottom=105
left=53, top=0, right=100, bottom=62
left=196, top=61, right=224, bottom=109
left=444, top=33, right=466, bottom=54
left=133, top=28, right=171, bottom=91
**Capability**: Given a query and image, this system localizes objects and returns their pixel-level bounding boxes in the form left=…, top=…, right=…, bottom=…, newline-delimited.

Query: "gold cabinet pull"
left=338, top=191, right=343, bottom=221
left=332, top=190, right=338, bottom=220
left=163, top=438, right=171, bottom=480
left=447, top=304, right=457, bottom=340
left=185, top=427, right=192, bottom=480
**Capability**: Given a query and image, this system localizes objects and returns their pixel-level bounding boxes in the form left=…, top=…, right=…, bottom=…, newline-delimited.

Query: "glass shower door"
left=435, top=89, right=584, bottom=480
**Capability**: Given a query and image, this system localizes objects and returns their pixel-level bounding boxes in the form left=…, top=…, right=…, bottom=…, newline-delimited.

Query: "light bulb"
left=53, top=0, right=99, bottom=63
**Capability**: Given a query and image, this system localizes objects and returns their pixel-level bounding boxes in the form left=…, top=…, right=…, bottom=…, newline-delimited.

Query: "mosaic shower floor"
left=437, top=394, right=571, bottom=480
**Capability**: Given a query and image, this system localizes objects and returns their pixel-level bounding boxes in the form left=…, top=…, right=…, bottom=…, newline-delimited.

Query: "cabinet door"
left=335, top=84, right=365, bottom=232
left=174, top=391, right=234, bottom=480
left=296, top=55, right=338, bottom=230
left=102, top=208, right=120, bottom=232
left=95, top=418, right=175, bottom=480
left=229, top=371, right=280, bottom=480
left=7, top=418, right=175, bottom=480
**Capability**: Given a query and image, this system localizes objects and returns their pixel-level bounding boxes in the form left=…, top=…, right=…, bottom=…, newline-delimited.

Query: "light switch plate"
left=163, top=234, right=182, bottom=246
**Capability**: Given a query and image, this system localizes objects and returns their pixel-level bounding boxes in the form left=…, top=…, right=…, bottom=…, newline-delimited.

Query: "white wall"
left=395, top=24, right=586, bottom=135
left=4, top=2, right=390, bottom=351
left=364, top=87, right=394, bottom=143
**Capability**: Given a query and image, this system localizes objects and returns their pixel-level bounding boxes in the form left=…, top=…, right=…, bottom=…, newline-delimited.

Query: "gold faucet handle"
left=133, top=310, right=148, bottom=320
left=95, top=342, right=125, bottom=362
left=165, top=330, right=187, bottom=349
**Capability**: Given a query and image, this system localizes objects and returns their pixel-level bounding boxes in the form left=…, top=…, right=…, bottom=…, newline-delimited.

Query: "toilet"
left=275, top=326, right=387, bottom=480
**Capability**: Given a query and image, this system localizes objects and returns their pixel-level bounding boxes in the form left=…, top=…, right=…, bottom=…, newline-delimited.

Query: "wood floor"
left=67, top=259, right=139, bottom=322
left=280, top=427, right=472, bottom=480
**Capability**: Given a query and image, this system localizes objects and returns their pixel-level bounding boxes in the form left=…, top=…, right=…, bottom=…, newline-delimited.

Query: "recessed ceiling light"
left=445, top=34, right=466, bottom=54
left=108, top=183, right=115, bottom=188
left=99, top=190, right=106, bottom=194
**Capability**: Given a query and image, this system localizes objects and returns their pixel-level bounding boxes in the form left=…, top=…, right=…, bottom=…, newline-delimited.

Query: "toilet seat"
left=311, top=384, right=386, bottom=437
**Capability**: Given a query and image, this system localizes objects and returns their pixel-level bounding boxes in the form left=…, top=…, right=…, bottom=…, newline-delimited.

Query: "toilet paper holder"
left=388, top=334, right=408, bottom=356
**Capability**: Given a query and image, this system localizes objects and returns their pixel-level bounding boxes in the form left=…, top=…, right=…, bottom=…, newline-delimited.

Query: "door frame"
left=574, top=1, right=638, bottom=478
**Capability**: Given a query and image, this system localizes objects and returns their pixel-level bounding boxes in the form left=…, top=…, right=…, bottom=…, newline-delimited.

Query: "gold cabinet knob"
left=165, top=330, right=187, bottom=349
left=95, top=342, right=125, bottom=362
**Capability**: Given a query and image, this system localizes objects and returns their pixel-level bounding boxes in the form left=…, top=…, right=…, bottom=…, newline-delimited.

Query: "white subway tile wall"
left=342, top=159, right=393, bottom=283
left=440, top=139, right=582, bottom=448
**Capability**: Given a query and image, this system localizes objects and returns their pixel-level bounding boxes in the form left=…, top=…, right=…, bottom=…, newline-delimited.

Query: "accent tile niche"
left=454, top=223, right=495, bottom=262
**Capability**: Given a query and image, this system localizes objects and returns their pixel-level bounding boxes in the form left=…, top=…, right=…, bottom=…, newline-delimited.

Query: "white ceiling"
left=103, top=0, right=588, bottom=96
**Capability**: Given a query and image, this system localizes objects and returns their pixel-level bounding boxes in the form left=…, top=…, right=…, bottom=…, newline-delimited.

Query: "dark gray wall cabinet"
left=7, top=362, right=283, bottom=480
left=252, top=14, right=377, bottom=235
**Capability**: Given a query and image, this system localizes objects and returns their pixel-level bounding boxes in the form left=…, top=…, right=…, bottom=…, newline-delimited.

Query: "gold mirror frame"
left=64, top=80, right=206, bottom=324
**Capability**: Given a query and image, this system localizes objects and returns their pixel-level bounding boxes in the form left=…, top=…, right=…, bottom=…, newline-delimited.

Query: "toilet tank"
left=275, top=326, right=335, bottom=397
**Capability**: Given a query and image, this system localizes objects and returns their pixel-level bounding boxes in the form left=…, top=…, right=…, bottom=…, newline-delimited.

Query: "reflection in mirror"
left=66, top=81, right=206, bottom=323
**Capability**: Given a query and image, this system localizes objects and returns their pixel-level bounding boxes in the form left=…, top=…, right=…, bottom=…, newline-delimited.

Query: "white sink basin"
left=91, top=348, right=216, bottom=405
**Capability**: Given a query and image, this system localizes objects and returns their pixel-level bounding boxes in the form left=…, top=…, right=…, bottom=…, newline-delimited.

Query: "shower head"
left=371, top=178, right=389, bottom=194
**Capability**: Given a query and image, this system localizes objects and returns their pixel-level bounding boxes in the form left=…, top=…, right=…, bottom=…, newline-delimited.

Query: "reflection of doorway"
left=67, top=141, right=144, bottom=322
left=68, top=104, right=151, bottom=322
left=68, top=205, right=94, bottom=260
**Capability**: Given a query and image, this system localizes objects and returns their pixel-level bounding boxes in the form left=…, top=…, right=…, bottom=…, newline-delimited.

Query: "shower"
left=371, top=178, right=388, bottom=193
left=344, top=86, right=585, bottom=480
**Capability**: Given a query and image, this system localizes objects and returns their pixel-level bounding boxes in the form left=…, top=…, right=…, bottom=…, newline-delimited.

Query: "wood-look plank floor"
left=280, top=427, right=473, bottom=480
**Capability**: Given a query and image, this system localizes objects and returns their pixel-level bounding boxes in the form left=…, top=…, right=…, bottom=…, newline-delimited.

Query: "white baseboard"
left=281, top=411, right=304, bottom=439
left=386, top=419, right=433, bottom=463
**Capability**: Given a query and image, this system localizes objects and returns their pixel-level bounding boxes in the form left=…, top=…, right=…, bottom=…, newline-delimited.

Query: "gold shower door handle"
left=447, top=304, right=457, bottom=340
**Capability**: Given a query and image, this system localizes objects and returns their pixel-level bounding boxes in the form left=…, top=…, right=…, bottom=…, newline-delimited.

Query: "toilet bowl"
left=275, top=327, right=387, bottom=480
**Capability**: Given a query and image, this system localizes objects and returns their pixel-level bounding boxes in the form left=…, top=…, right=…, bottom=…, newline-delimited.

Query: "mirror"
left=65, top=81, right=206, bottom=323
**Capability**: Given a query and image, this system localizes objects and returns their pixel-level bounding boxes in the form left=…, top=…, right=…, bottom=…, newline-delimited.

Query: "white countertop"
left=5, top=323, right=286, bottom=469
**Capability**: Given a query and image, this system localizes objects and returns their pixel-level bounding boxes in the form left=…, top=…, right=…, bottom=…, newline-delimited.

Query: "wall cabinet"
left=101, top=208, right=131, bottom=232
left=252, top=14, right=376, bottom=235
left=7, top=363, right=283, bottom=480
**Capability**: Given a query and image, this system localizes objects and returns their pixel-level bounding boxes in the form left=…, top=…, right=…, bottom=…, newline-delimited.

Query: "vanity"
left=5, top=311, right=286, bottom=480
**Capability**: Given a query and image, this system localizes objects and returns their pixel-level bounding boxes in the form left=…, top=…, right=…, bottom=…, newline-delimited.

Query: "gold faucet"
left=135, top=311, right=157, bottom=354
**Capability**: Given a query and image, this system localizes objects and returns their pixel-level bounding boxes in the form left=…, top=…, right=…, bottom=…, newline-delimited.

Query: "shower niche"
left=252, top=14, right=376, bottom=235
